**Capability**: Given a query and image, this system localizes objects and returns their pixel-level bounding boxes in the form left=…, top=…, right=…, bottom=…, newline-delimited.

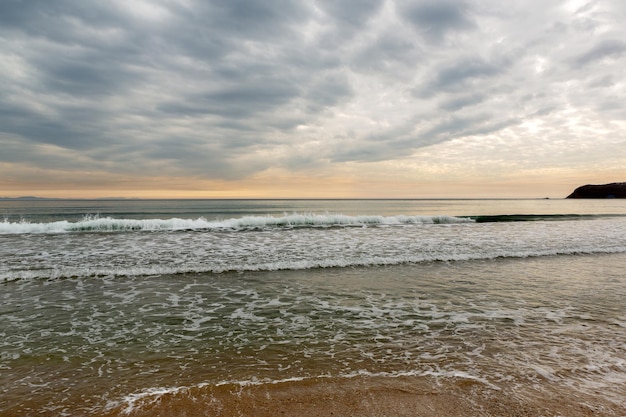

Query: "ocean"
left=1, top=199, right=625, bottom=416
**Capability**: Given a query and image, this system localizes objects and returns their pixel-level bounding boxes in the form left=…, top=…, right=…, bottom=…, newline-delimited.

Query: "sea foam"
left=0, top=213, right=473, bottom=234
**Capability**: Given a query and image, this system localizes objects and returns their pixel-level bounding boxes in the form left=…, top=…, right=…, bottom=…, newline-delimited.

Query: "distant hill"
left=0, top=196, right=139, bottom=200
left=566, top=182, right=626, bottom=198
left=0, top=196, right=54, bottom=200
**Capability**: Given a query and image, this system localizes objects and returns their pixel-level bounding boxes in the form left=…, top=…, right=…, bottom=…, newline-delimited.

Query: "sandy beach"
left=100, top=375, right=625, bottom=417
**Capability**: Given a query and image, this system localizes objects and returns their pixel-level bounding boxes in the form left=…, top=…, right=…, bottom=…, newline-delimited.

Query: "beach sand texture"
left=99, top=376, right=624, bottom=417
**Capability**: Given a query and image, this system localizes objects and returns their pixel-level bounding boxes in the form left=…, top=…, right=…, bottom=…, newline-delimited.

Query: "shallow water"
left=2, top=254, right=625, bottom=415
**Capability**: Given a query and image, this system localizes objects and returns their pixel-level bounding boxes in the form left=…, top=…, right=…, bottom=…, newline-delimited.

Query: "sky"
left=1, top=0, right=625, bottom=199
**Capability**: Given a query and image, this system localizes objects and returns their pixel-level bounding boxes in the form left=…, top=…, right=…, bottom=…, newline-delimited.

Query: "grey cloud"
left=0, top=101, right=111, bottom=151
left=37, top=58, right=140, bottom=99
left=594, top=97, right=626, bottom=119
left=439, top=92, right=486, bottom=111
left=528, top=106, right=557, bottom=118
left=330, top=136, right=395, bottom=163
left=303, top=72, right=353, bottom=111
left=443, top=116, right=519, bottom=138
left=0, top=0, right=332, bottom=177
left=417, top=57, right=503, bottom=97
left=406, top=114, right=519, bottom=155
left=330, top=118, right=439, bottom=164
left=331, top=107, right=523, bottom=164
left=418, top=114, right=487, bottom=142
left=586, top=75, right=615, bottom=89
left=572, top=39, right=626, bottom=67
left=0, top=4, right=147, bottom=95
left=185, top=0, right=311, bottom=40
left=351, top=31, right=419, bottom=73
left=397, top=0, right=475, bottom=42
left=0, top=135, right=89, bottom=173
left=1, top=0, right=625, bottom=187
left=0, top=1, right=124, bottom=38
left=435, top=59, right=501, bottom=88
left=159, top=82, right=301, bottom=119
left=310, top=0, right=383, bottom=50
left=316, top=0, right=382, bottom=28
left=139, top=138, right=253, bottom=179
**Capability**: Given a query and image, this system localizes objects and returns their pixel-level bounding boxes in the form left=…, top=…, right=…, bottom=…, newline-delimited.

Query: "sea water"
left=0, top=199, right=625, bottom=416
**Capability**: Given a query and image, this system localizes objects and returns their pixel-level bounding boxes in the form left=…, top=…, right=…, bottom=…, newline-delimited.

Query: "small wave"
left=108, top=367, right=504, bottom=414
left=0, top=213, right=474, bottom=235
left=3, top=247, right=625, bottom=283
left=108, top=376, right=314, bottom=414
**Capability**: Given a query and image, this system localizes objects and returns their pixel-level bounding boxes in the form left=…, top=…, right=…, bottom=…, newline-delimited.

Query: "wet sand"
left=101, top=376, right=625, bottom=417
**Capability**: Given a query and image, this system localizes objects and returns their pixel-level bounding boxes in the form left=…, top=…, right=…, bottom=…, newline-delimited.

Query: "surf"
left=0, top=213, right=474, bottom=234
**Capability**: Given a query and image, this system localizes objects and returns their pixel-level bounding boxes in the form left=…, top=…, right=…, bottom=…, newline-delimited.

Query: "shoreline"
left=100, top=375, right=624, bottom=417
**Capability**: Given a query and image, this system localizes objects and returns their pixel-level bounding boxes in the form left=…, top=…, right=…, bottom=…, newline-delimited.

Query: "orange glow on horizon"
left=2, top=163, right=625, bottom=200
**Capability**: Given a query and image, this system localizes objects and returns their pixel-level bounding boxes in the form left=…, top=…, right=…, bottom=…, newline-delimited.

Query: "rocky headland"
left=566, top=182, right=626, bottom=198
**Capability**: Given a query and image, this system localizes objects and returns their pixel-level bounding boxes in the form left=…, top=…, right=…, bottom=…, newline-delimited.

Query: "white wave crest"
left=0, top=213, right=474, bottom=234
left=107, top=368, right=502, bottom=415
left=3, top=246, right=625, bottom=283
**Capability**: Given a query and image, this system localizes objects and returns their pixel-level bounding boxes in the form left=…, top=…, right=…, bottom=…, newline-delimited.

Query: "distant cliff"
left=566, top=182, right=626, bottom=198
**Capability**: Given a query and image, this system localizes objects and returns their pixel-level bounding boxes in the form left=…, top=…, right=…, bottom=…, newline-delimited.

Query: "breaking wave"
left=0, top=213, right=474, bottom=234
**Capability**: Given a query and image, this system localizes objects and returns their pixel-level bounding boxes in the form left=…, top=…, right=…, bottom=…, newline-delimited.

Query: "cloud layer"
left=1, top=0, right=625, bottom=197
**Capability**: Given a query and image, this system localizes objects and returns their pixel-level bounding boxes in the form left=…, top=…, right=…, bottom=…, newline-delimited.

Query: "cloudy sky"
left=1, top=0, right=625, bottom=198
